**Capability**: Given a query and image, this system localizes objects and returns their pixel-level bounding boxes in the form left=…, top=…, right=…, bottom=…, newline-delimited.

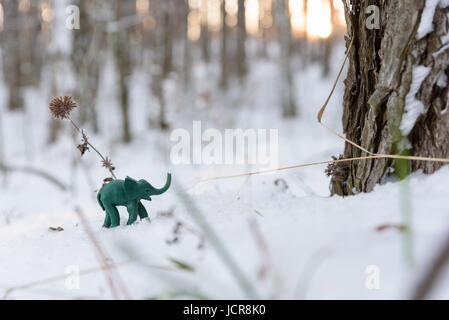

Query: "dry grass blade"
left=249, top=219, right=283, bottom=296
left=174, top=181, right=259, bottom=299
left=74, top=207, right=130, bottom=299
left=191, top=33, right=449, bottom=184
left=412, top=232, right=449, bottom=299
left=1, top=260, right=133, bottom=299
left=0, top=163, right=67, bottom=191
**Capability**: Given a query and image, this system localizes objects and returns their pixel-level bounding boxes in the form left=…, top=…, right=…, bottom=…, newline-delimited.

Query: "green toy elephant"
left=97, top=173, right=171, bottom=228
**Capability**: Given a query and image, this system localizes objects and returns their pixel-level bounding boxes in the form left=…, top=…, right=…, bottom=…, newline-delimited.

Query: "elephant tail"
left=97, top=192, right=105, bottom=211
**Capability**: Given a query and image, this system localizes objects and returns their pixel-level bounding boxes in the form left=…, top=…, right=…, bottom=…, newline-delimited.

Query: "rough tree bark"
left=331, top=0, right=449, bottom=195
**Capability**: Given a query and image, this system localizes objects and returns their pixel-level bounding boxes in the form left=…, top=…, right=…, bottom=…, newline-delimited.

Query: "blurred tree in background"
left=0, top=0, right=346, bottom=138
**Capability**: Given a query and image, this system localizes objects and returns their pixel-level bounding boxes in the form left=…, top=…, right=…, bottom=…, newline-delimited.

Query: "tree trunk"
left=236, top=0, right=247, bottom=81
left=275, top=0, right=297, bottom=117
left=200, top=1, right=210, bottom=63
left=20, top=0, right=43, bottom=87
left=72, top=0, right=103, bottom=133
left=2, top=0, right=23, bottom=110
left=183, top=0, right=192, bottom=92
left=113, top=0, right=134, bottom=143
left=219, top=0, right=229, bottom=90
left=331, top=0, right=449, bottom=196
left=150, top=0, right=172, bottom=130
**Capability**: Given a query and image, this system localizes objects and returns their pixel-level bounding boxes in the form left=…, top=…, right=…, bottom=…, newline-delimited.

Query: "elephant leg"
left=137, top=201, right=149, bottom=220
left=127, top=201, right=138, bottom=225
left=105, top=204, right=120, bottom=227
left=103, top=213, right=111, bottom=228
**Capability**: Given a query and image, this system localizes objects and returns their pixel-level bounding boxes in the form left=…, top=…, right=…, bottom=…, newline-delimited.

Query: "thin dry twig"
left=174, top=182, right=259, bottom=299
left=1, top=259, right=179, bottom=300
left=0, top=163, right=67, bottom=191
left=249, top=219, right=283, bottom=296
left=74, top=207, right=130, bottom=299
left=49, top=96, right=117, bottom=180
left=412, top=232, right=449, bottom=299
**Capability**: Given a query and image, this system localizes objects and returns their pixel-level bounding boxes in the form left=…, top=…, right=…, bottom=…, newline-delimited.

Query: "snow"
left=400, top=65, right=431, bottom=136
left=2, top=41, right=449, bottom=299
left=418, top=0, right=449, bottom=40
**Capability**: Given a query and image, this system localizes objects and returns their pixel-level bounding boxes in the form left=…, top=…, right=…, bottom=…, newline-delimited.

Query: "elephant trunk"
left=150, top=173, right=171, bottom=195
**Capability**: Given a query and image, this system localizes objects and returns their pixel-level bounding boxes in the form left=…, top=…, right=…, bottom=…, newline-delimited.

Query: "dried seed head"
left=325, top=155, right=349, bottom=182
left=102, top=157, right=115, bottom=171
left=49, top=96, right=77, bottom=120
left=77, top=142, right=89, bottom=156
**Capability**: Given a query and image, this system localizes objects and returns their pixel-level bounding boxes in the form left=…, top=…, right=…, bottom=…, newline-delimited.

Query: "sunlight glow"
left=289, top=0, right=306, bottom=37
left=40, top=0, right=53, bottom=23
left=246, top=0, right=260, bottom=36
left=306, top=0, right=332, bottom=38
left=188, top=10, right=201, bottom=41
left=19, top=0, right=30, bottom=12
left=333, top=0, right=346, bottom=26
left=207, top=0, right=221, bottom=32
left=136, top=0, right=150, bottom=14
left=187, top=0, right=344, bottom=41
left=225, top=0, right=238, bottom=27
left=260, top=0, right=272, bottom=29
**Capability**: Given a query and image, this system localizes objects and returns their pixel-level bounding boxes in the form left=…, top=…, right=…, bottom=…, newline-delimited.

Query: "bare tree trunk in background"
left=219, top=0, right=229, bottom=90
left=71, top=0, right=103, bottom=133
left=236, top=0, right=247, bottom=82
left=161, top=6, right=173, bottom=78
left=183, top=0, right=192, bottom=92
left=150, top=0, right=172, bottom=130
left=20, top=0, right=43, bottom=87
left=321, top=0, right=335, bottom=77
left=275, top=0, right=297, bottom=117
left=113, top=0, right=134, bottom=143
left=200, top=1, right=210, bottom=64
left=331, top=1, right=449, bottom=196
left=1, top=0, right=23, bottom=110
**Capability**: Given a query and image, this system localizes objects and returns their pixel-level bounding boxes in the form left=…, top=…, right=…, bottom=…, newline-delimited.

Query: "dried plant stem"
left=74, top=207, right=130, bottom=299
left=0, top=163, right=67, bottom=191
left=1, top=260, right=178, bottom=299
left=174, top=182, right=259, bottom=299
left=195, top=154, right=449, bottom=185
left=69, top=117, right=117, bottom=180
left=412, top=232, right=449, bottom=299
left=195, top=35, right=449, bottom=184
left=249, top=219, right=283, bottom=296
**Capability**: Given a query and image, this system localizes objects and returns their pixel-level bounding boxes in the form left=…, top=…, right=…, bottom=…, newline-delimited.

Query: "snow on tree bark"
left=331, top=0, right=449, bottom=195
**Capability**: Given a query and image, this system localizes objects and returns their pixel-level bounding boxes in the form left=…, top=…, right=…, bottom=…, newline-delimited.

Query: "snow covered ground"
left=1, top=44, right=449, bottom=300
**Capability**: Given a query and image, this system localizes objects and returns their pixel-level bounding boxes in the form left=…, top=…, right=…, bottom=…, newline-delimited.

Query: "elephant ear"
left=124, top=176, right=140, bottom=199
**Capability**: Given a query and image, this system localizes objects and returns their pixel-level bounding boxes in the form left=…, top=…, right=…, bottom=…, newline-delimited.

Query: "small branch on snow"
left=0, top=163, right=67, bottom=191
